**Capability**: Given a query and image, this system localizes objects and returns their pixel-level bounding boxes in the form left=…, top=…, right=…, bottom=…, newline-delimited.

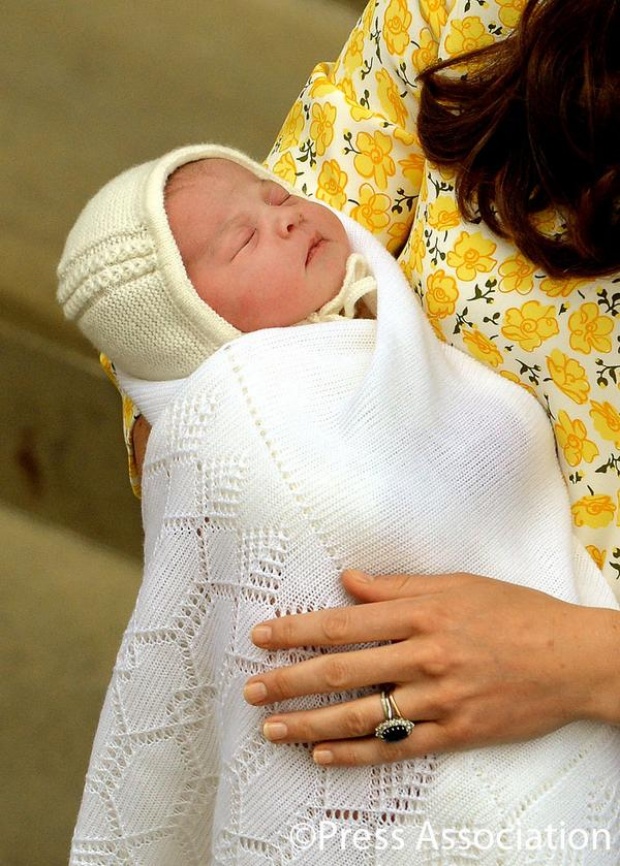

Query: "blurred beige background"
left=1, top=2, right=364, bottom=863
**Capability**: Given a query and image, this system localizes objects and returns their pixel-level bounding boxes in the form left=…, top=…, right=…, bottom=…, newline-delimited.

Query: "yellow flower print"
left=362, top=0, right=376, bottom=32
left=426, top=195, right=461, bottom=232
left=428, top=316, right=448, bottom=342
left=376, top=68, right=408, bottom=127
left=540, top=276, right=589, bottom=298
left=444, top=16, right=495, bottom=57
left=435, top=163, right=457, bottom=183
left=497, top=0, right=528, bottom=30
left=497, top=253, right=536, bottom=294
left=103, top=350, right=143, bottom=498
left=501, top=300, right=559, bottom=352
left=499, top=369, right=535, bottom=396
left=350, top=183, right=391, bottom=233
left=461, top=328, right=504, bottom=368
left=399, top=255, right=416, bottom=287
left=100, top=352, right=116, bottom=385
left=426, top=269, right=459, bottom=318
left=316, top=159, right=349, bottom=211
left=394, top=127, right=418, bottom=147
left=586, top=545, right=606, bottom=570
left=571, top=495, right=616, bottom=529
left=546, top=349, right=591, bottom=405
left=383, top=0, right=413, bottom=56
left=354, top=131, right=396, bottom=190
left=499, top=369, right=520, bottom=385
left=420, top=0, right=448, bottom=38
left=121, top=392, right=138, bottom=436
left=386, top=221, right=411, bottom=255
left=412, top=27, right=439, bottom=73
left=308, top=68, right=336, bottom=99
left=309, top=103, right=336, bottom=157
left=408, top=222, right=426, bottom=274
left=589, top=401, right=620, bottom=448
left=554, top=410, right=599, bottom=467
left=568, top=302, right=614, bottom=355
left=271, top=152, right=297, bottom=186
left=419, top=170, right=429, bottom=201
left=342, top=26, right=365, bottom=74
left=340, top=78, right=374, bottom=122
left=530, top=208, right=558, bottom=233
left=446, top=231, right=497, bottom=281
left=278, top=101, right=304, bottom=151
left=399, top=151, right=425, bottom=190
left=340, top=76, right=355, bottom=103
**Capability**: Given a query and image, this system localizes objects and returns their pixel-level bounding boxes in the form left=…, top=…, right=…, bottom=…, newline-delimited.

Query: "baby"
left=57, top=144, right=375, bottom=383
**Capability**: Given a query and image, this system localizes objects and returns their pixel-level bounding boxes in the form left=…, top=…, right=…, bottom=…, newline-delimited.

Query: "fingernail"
left=252, top=625, right=272, bottom=646
left=263, top=721, right=288, bottom=741
left=243, top=681, right=268, bottom=703
left=313, top=749, right=334, bottom=765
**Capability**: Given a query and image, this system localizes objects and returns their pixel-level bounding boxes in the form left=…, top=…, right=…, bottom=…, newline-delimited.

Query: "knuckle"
left=435, top=692, right=459, bottom=719
left=328, top=742, right=358, bottom=766
left=425, top=600, right=450, bottom=630
left=293, top=715, right=317, bottom=742
left=320, top=608, right=352, bottom=643
left=447, top=716, right=475, bottom=748
left=275, top=617, right=298, bottom=646
left=418, top=640, right=451, bottom=678
left=269, top=667, right=294, bottom=700
left=404, top=598, right=441, bottom=633
left=341, top=704, right=372, bottom=738
left=422, top=676, right=460, bottom=718
left=322, top=656, right=351, bottom=690
left=393, top=646, right=420, bottom=681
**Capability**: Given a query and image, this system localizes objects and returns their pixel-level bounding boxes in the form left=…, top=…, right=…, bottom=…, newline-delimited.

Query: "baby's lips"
left=306, top=233, right=323, bottom=265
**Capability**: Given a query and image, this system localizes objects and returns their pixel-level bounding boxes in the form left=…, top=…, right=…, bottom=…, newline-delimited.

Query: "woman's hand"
left=244, top=570, right=620, bottom=765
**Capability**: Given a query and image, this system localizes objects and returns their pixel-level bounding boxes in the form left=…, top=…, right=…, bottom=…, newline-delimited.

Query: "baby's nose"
left=272, top=206, right=303, bottom=236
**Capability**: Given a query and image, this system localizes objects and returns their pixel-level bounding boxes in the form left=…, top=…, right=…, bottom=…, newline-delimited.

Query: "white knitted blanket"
left=72, top=215, right=620, bottom=865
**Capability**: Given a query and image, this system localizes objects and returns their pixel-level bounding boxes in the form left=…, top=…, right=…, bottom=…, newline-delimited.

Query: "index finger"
left=251, top=599, right=417, bottom=649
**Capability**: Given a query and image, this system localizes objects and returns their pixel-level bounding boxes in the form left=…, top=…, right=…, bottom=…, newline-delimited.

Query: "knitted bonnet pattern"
left=56, top=144, right=302, bottom=380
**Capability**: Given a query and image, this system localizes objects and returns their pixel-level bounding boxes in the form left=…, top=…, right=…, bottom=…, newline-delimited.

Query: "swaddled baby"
left=56, top=144, right=620, bottom=866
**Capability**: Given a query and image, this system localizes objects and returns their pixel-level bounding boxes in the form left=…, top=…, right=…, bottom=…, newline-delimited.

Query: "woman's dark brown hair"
left=416, top=0, right=620, bottom=277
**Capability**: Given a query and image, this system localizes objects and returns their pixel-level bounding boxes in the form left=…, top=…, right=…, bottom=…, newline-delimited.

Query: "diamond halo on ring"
left=374, top=690, right=415, bottom=743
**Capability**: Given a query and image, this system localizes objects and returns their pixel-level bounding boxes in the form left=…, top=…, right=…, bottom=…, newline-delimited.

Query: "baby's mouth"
left=306, top=236, right=323, bottom=265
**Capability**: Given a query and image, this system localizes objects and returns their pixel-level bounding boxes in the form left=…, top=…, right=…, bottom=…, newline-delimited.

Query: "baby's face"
left=164, top=159, right=351, bottom=331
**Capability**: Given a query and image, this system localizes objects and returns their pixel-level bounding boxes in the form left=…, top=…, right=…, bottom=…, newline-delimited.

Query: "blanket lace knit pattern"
left=71, top=216, right=620, bottom=865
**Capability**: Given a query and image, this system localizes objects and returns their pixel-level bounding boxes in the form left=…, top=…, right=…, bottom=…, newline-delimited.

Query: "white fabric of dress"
left=71, top=214, right=620, bottom=865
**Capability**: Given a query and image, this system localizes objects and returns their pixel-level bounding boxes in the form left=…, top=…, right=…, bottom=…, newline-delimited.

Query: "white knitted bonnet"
left=57, top=144, right=303, bottom=380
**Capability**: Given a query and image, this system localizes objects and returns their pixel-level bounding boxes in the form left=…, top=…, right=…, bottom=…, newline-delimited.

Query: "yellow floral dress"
left=114, top=0, right=620, bottom=599
left=264, top=0, right=620, bottom=598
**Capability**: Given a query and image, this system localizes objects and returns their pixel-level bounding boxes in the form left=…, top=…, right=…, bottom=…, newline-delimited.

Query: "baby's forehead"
left=165, top=157, right=267, bottom=199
